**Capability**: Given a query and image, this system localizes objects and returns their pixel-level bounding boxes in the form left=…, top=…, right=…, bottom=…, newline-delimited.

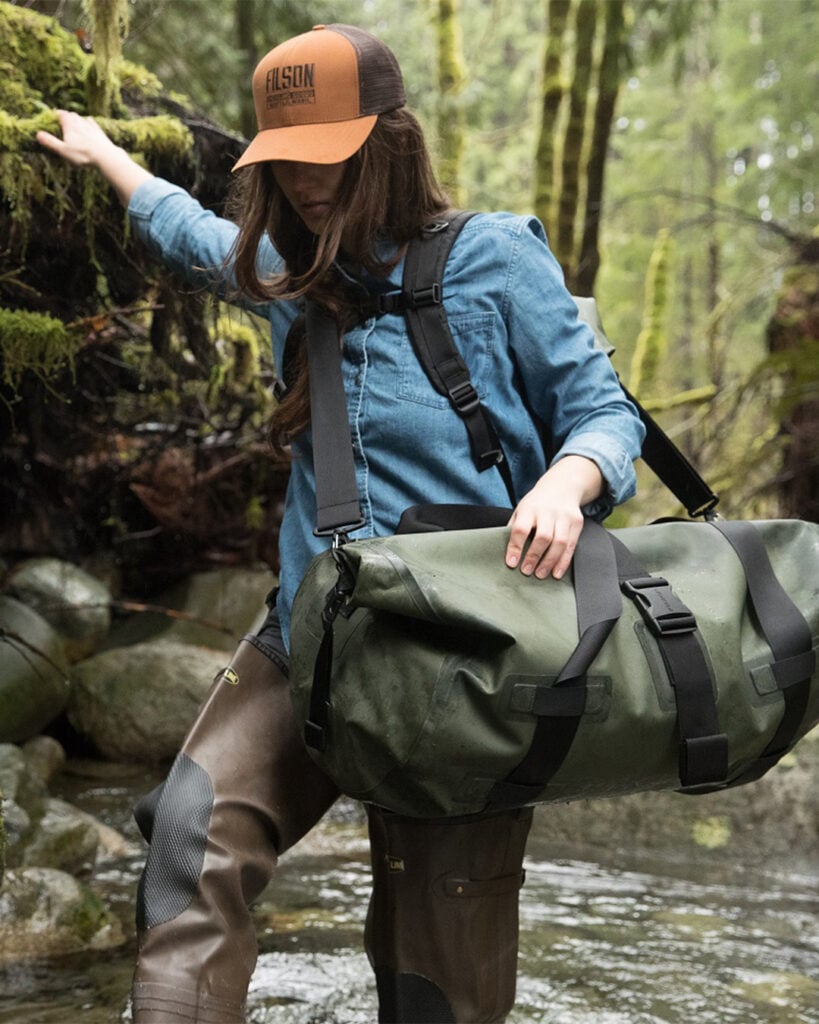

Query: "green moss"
left=629, top=228, right=674, bottom=397
left=0, top=307, right=79, bottom=391
left=691, top=814, right=731, bottom=850
left=85, top=0, right=129, bottom=116
left=119, top=59, right=164, bottom=102
left=99, top=115, right=193, bottom=159
left=0, top=2, right=191, bottom=238
left=56, top=886, right=110, bottom=942
left=0, top=3, right=90, bottom=117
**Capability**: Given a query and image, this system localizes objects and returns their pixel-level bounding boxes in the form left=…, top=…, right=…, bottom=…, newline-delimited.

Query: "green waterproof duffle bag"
left=289, top=512, right=819, bottom=819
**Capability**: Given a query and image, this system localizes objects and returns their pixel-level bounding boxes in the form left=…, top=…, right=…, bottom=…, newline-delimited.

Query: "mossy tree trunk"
left=434, top=0, right=466, bottom=206
left=628, top=229, right=673, bottom=399
left=533, top=0, right=571, bottom=239
left=235, top=0, right=259, bottom=141
left=575, top=0, right=625, bottom=297
left=85, top=0, right=129, bottom=116
left=555, top=0, right=597, bottom=288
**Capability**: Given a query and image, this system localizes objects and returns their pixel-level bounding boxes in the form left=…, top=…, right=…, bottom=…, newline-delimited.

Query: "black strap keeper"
left=304, top=719, right=328, bottom=752
left=772, top=648, right=816, bottom=689
left=530, top=685, right=587, bottom=717
left=680, top=733, right=729, bottom=787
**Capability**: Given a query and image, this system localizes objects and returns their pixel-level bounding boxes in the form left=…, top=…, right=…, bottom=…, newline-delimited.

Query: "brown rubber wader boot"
left=130, top=635, right=339, bottom=1023
left=365, top=805, right=533, bottom=1024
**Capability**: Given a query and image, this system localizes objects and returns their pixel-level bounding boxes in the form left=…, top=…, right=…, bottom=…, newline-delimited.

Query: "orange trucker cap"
left=232, top=24, right=406, bottom=170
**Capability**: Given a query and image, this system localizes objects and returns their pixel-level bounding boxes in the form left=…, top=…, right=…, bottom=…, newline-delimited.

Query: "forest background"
left=1, top=0, right=816, bottom=595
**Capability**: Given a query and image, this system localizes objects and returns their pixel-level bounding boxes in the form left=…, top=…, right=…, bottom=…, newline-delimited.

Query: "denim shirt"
left=129, top=178, right=645, bottom=649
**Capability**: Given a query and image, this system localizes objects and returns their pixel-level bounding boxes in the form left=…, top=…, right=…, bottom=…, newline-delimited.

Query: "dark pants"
left=131, top=607, right=532, bottom=1023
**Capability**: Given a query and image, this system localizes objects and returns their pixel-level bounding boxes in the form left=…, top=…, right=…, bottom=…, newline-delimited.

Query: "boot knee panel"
left=136, top=754, right=213, bottom=930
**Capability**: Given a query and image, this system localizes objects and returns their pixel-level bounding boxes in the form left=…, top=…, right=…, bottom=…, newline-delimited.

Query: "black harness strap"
left=282, top=214, right=719, bottom=520
left=401, top=213, right=517, bottom=506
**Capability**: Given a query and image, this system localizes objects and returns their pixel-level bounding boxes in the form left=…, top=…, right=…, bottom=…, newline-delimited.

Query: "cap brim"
left=232, top=115, right=377, bottom=171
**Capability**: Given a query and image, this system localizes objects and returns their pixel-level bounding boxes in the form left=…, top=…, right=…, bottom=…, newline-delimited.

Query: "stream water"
left=1, top=763, right=817, bottom=1024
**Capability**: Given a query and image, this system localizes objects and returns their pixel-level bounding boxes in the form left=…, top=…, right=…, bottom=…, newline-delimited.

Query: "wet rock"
left=0, top=744, right=48, bottom=857
left=0, top=740, right=135, bottom=878
left=530, top=725, right=819, bottom=864
left=68, top=639, right=227, bottom=762
left=22, top=735, right=67, bottom=784
left=5, top=556, right=112, bottom=663
left=21, top=798, right=100, bottom=876
left=0, top=596, right=70, bottom=743
left=104, top=565, right=274, bottom=651
left=0, top=867, right=125, bottom=960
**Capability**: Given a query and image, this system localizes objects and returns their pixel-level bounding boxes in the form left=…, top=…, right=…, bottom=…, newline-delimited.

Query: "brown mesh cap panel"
left=327, top=24, right=406, bottom=115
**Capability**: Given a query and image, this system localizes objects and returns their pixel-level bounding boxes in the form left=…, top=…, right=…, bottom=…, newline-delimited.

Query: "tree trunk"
left=575, top=0, right=625, bottom=297
left=435, top=0, right=466, bottom=206
left=556, top=0, right=597, bottom=288
left=766, top=238, right=819, bottom=522
left=533, top=0, right=571, bottom=239
left=235, top=0, right=259, bottom=141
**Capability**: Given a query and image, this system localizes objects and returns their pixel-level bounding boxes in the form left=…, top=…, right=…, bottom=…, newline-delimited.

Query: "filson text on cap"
left=266, top=63, right=315, bottom=92
left=265, top=63, right=316, bottom=109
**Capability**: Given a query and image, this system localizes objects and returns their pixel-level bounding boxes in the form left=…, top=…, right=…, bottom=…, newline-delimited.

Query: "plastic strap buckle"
left=409, top=283, right=442, bottom=307
left=448, top=379, right=481, bottom=415
left=621, top=576, right=697, bottom=637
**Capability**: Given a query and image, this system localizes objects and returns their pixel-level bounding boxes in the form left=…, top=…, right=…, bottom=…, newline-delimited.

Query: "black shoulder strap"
left=401, top=212, right=719, bottom=518
left=305, top=301, right=365, bottom=537
left=401, top=211, right=518, bottom=504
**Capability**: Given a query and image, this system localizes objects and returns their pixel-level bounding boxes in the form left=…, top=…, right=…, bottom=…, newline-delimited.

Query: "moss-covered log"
left=0, top=2, right=287, bottom=592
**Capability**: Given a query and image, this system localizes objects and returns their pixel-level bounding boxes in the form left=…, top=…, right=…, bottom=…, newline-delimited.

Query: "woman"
left=38, top=23, right=644, bottom=1024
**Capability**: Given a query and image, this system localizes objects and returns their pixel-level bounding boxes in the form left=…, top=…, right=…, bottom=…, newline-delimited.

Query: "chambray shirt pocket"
left=396, top=311, right=495, bottom=408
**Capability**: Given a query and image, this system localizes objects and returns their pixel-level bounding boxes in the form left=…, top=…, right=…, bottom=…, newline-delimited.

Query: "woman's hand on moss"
left=36, top=110, right=153, bottom=207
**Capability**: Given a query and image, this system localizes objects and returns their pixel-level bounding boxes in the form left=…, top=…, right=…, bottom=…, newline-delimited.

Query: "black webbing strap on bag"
left=486, top=519, right=623, bottom=808
left=710, top=520, right=815, bottom=783
left=610, top=533, right=729, bottom=789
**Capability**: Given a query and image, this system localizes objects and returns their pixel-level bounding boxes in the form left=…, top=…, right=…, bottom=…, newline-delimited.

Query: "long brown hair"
left=226, top=107, right=449, bottom=444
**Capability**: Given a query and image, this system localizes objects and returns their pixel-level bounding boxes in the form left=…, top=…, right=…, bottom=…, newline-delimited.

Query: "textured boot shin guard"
left=131, top=635, right=339, bottom=1023
left=365, top=806, right=533, bottom=1024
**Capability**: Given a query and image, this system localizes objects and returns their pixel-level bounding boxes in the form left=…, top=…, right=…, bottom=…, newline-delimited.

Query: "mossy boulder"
left=0, top=866, right=124, bottom=960
left=67, top=639, right=226, bottom=761
left=6, top=556, right=112, bottom=662
left=0, top=596, right=70, bottom=743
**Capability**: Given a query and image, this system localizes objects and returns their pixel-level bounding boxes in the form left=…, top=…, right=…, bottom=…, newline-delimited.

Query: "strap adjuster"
left=409, top=283, right=442, bottom=307
left=448, top=379, right=480, bottom=415
left=621, top=576, right=696, bottom=636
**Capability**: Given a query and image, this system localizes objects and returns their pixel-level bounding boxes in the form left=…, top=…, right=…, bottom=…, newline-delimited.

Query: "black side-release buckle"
left=621, top=576, right=696, bottom=636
